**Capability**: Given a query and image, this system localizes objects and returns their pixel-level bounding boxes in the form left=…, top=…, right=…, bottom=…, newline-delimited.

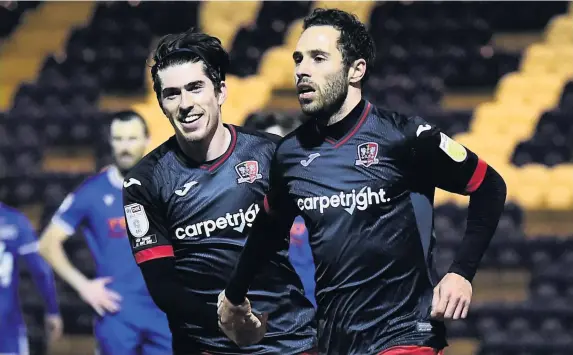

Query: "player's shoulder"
left=125, top=136, right=176, bottom=185
left=233, top=125, right=282, bottom=162
left=370, top=105, right=431, bottom=139
left=76, top=169, right=108, bottom=189
left=234, top=125, right=281, bottom=145
left=69, top=166, right=116, bottom=199
left=274, top=118, right=315, bottom=154
left=0, top=203, right=28, bottom=223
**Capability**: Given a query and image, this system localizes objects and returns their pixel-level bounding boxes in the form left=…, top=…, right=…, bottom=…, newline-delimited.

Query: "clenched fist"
left=217, top=291, right=268, bottom=347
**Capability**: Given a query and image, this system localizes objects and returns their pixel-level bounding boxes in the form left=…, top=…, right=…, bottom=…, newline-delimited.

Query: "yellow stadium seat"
left=545, top=184, right=573, bottom=209
left=522, top=45, right=573, bottom=76
left=545, top=15, right=573, bottom=44
left=199, top=1, right=262, bottom=50
left=259, top=47, right=294, bottom=88
left=452, top=9, right=573, bottom=211
left=224, top=76, right=272, bottom=125
left=521, top=44, right=554, bottom=73
left=513, top=183, right=545, bottom=209
left=496, top=73, right=566, bottom=108
left=471, top=102, right=541, bottom=141
left=549, top=47, right=573, bottom=76
left=285, top=19, right=305, bottom=49
left=519, top=164, right=551, bottom=185
left=497, top=167, right=519, bottom=202
left=549, top=164, right=573, bottom=185
left=508, top=165, right=554, bottom=209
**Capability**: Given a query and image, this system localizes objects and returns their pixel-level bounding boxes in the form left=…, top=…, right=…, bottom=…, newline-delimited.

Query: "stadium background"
left=1, top=1, right=572, bottom=354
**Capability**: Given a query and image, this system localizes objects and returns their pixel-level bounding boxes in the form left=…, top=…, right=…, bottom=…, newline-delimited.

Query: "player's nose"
left=295, top=59, right=312, bottom=79
left=179, top=90, right=194, bottom=110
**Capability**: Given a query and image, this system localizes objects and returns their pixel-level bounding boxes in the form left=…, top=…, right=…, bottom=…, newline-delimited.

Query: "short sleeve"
left=51, top=190, right=88, bottom=235
left=122, top=174, right=174, bottom=265
left=405, top=116, right=488, bottom=195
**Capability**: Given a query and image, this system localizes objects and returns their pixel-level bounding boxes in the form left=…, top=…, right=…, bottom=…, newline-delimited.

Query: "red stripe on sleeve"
left=134, top=245, right=174, bottom=264
left=466, top=159, right=488, bottom=193
left=263, top=195, right=272, bottom=214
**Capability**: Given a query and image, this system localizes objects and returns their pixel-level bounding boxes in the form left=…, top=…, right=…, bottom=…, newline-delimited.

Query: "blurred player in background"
left=220, top=8, right=507, bottom=355
left=39, top=111, right=172, bottom=355
left=122, top=29, right=316, bottom=354
left=0, top=202, right=62, bottom=355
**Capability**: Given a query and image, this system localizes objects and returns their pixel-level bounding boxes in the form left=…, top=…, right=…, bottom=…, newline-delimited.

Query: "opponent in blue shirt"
left=39, top=111, right=172, bottom=355
left=0, top=202, right=62, bottom=355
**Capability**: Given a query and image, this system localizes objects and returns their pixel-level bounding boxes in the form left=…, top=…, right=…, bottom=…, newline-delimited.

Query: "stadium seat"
left=545, top=14, right=573, bottom=45
left=199, top=1, right=261, bottom=50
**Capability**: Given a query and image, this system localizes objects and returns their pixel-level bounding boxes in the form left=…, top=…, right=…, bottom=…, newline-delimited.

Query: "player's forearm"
left=225, top=209, right=292, bottom=305
left=39, top=240, right=89, bottom=292
left=449, top=166, right=507, bottom=282
left=24, top=253, right=60, bottom=315
left=139, top=257, right=219, bottom=331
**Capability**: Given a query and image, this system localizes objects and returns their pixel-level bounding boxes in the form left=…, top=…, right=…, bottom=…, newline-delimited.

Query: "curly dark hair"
left=150, top=28, right=229, bottom=102
left=303, top=8, right=375, bottom=82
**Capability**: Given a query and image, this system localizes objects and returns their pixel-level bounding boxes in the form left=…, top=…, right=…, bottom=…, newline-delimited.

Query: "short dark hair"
left=150, top=28, right=229, bottom=102
left=303, top=8, right=375, bottom=82
left=111, top=110, right=149, bottom=137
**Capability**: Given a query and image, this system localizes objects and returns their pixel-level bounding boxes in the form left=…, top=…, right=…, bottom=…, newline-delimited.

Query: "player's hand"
left=78, top=277, right=122, bottom=316
left=217, top=291, right=268, bottom=347
left=45, top=314, right=63, bottom=343
left=431, top=272, right=472, bottom=321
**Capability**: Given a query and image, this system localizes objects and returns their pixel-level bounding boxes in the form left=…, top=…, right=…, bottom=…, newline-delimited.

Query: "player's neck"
left=326, top=89, right=362, bottom=126
left=179, top=123, right=231, bottom=163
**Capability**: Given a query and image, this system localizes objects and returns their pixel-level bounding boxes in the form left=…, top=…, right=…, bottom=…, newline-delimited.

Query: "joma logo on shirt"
left=175, top=203, right=260, bottom=239
left=297, top=186, right=390, bottom=215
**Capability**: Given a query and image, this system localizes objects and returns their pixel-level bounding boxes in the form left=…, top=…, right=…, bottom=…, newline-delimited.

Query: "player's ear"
left=348, top=58, right=366, bottom=84
left=217, top=81, right=227, bottom=106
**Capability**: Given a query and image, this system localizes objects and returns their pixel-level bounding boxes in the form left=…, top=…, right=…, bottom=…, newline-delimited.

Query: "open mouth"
left=297, top=84, right=315, bottom=95
left=297, top=84, right=316, bottom=100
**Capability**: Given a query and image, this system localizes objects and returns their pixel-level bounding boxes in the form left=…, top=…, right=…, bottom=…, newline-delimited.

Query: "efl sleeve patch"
left=124, top=203, right=150, bottom=238
left=439, top=132, right=468, bottom=163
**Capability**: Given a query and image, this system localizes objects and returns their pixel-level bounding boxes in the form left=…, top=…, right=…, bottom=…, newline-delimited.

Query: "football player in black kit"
left=121, top=29, right=317, bottom=354
left=219, top=8, right=507, bottom=355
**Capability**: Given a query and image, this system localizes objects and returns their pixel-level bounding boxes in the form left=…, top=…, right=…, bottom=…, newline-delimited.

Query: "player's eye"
left=163, top=93, right=178, bottom=100
left=314, top=56, right=326, bottom=63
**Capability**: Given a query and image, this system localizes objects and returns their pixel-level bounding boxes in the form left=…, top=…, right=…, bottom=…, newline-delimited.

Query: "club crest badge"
left=235, top=160, right=262, bottom=184
left=355, top=142, right=380, bottom=167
